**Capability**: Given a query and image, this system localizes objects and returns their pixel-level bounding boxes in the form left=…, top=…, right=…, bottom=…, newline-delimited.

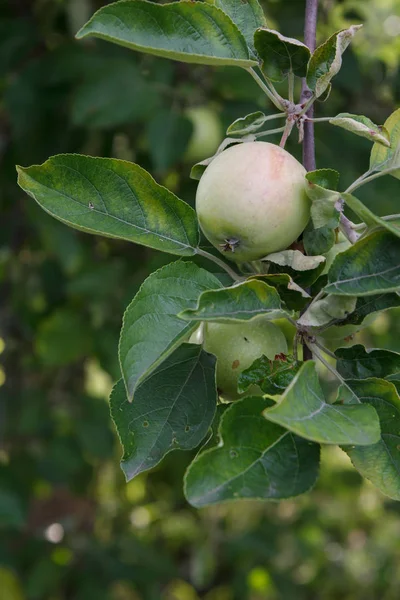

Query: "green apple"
left=184, top=106, right=223, bottom=163
left=202, top=318, right=288, bottom=401
left=195, top=141, right=310, bottom=263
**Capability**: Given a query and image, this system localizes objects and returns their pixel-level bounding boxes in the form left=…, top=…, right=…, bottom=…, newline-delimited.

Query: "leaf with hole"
left=184, top=396, right=320, bottom=507
left=238, top=355, right=302, bottom=396
left=111, top=344, right=217, bottom=480
left=263, top=361, right=380, bottom=445
left=17, top=154, right=199, bottom=256
left=119, top=261, right=222, bottom=399
left=76, top=0, right=257, bottom=68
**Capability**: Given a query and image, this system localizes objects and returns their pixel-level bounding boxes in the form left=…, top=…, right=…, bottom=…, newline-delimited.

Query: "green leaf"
left=254, top=28, right=310, bottom=81
left=339, top=294, right=400, bottom=326
left=297, top=295, right=357, bottom=328
left=238, top=355, right=302, bottom=396
left=226, top=111, right=278, bottom=136
left=342, top=193, right=400, bottom=239
left=76, top=0, right=257, bottom=68
left=17, top=154, right=199, bottom=256
left=190, top=137, right=243, bottom=180
left=263, top=250, right=325, bottom=271
left=178, top=279, right=289, bottom=323
left=329, top=113, right=390, bottom=147
left=208, top=0, right=267, bottom=55
left=336, top=345, right=400, bottom=380
left=110, top=344, right=217, bottom=480
left=184, top=396, right=320, bottom=507
left=370, top=108, right=400, bottom=179
left=119, top=261, right=222, bottom=399
left=307, top=26, right=362, bottom=98
left=264, top=362, right=381, bottom=445
left=341, top=379, right=400, bottom=501
left=303, top=222, right=335, bottom=255
left=325, top=230, right=400, bottom=296
left=147, top=109, right=193, bottom=173
left=250, top=273, right=310, bottom=311
left=305, top=169, right=341, bottom=230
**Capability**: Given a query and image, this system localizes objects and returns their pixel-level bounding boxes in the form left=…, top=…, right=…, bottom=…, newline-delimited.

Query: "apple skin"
left=184, top=106, right=223, bottom=163
left=202, top=318, right=288, bottom=401
left=195, top=141, right=310, bottom=263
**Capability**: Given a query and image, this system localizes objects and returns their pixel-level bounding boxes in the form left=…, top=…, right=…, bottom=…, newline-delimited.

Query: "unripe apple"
left=202, top=318, right=288, bottom=401
left=196, top=142, right=310, bottom=263
left=184, top=106, right=223, bottom=163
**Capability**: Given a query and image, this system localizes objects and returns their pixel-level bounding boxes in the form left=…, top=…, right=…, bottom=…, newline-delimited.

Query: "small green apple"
left=196, top=141, right=310, bottom=263
left=184, top=106, right=223, bottom=163
left=202, top=318, right=288, bottom=401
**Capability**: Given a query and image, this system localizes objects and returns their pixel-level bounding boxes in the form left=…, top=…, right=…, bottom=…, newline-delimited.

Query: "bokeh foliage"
left=1, top=0, right=400, bottom=598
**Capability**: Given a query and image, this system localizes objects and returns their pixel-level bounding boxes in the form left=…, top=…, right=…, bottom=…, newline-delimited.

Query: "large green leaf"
left=341, top=379, right=400, bottom=501
left=325, top=230, right=400, bottom=296
left=119, top=261, right=222, bottom=399
left=76, top=0, right=257, bottom=68
left=184, top=396, right=320, bottom=507
left=342, top=193, right=400, bottom=239
left=178, top=279, right=289, bottom=323
left=336, top=345, right=400, bottom=380
left=208, top=0, right=267, bottom=54
left=307, top=26, right=362, bottom=98
left=263, top=362, right=380, bottom=445
left=17, top=154, right=199, bottom=255
left=110, top=344, right=217, bottom=480
left=254, top=28, right=310, bottom=81
left=370, top=108, right=400, bottom=179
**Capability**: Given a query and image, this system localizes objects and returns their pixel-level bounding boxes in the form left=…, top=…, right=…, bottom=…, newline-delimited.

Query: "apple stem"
left=196, top=248, right=245, bottom=282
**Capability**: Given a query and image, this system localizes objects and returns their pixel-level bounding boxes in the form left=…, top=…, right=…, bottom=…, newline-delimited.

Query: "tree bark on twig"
left=302, top=0, right=319, bottom=361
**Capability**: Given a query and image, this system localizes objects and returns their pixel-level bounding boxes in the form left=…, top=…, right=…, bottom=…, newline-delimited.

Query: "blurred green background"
left=1, top=0, right=400, bottom=598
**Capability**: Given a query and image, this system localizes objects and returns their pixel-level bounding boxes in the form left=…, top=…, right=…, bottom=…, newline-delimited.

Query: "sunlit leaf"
left=297, top=295, right=357, bottom=328
left=76, top=0, right=257, bottom=68
left=264, top=362, right=380, bottom=445
left=119, top=261, right=222, bottom=399
left=305, top=169, right=341, bottom=229
left=208, top=0, right=267, bottom=55
left=342, top=193, right=400, bottom=239
left=17, top=154, right=199, bottom=255
left=263, top=250, right=325, bottom=271
left=178, top=279, right=290, bottom=323
left=329, top=113, right=390, bottom=146
left=370, top=107, right=400, bottom=179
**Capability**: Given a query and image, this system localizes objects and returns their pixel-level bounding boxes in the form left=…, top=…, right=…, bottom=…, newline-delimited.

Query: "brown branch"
left=302, top=0, right=319, bottom=361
